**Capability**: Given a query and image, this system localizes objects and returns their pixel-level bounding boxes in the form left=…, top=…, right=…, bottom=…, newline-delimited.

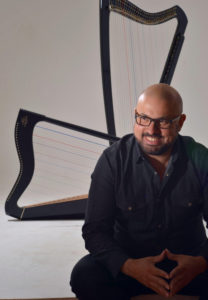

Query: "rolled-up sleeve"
left=82, top=150, right=129, bottom=278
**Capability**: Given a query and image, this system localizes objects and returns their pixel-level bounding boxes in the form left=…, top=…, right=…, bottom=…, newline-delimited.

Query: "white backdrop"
left=1, top=0, right=208, bottom=201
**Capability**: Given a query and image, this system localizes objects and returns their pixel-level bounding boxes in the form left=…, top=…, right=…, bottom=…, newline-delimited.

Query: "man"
left=70, top=83, right=208, bottom=299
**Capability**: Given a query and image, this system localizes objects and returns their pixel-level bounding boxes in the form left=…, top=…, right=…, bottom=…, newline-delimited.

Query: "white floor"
left=0, top=200, right=86, bottom=298
left=0, top=197, right=202, bottom=299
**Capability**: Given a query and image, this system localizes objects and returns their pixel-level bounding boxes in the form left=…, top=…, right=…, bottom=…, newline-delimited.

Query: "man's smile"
left=143, top=135, right=163, bottom=146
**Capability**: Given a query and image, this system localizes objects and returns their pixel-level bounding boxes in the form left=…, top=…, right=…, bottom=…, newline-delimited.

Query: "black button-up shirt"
left=82, top=134, right=208, bottom=278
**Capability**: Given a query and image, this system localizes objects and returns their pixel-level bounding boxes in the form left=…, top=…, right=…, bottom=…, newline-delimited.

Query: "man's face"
left=134, top=94, right=185, bottom=156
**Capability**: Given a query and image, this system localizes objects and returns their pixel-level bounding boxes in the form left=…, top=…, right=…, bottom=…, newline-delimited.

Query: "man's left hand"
left=165, top=249, right=208, bottom=297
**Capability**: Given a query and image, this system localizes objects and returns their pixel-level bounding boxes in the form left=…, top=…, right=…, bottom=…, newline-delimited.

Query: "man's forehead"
left=137, top=93, right=168, bottom=106
left=137, top=84, right=183, bottom=115
left=136, top=94, right=177, bottom=117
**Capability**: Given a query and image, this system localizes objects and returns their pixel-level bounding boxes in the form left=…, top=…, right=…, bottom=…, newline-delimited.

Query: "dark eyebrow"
left=138, top=113, right=150, bottom=118
left=138, top=113, right=171, bottom=120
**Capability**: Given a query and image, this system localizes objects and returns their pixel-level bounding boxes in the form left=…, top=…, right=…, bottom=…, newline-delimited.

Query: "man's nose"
left=147, top=120, right=161, bottom=134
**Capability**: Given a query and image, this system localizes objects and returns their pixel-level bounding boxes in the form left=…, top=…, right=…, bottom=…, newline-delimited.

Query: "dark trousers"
left=70, top=254, right=208, bottom=300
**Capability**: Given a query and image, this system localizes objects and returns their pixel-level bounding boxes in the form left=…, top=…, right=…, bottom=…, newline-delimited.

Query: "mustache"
left=142, top=133, right=162, bottom=138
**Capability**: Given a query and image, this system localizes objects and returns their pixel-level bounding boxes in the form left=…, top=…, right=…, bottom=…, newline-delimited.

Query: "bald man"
left=70, top=84, right=208, bottom=300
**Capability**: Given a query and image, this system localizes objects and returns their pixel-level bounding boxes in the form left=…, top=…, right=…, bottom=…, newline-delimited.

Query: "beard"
left=137, top=134, right=176, bottom=156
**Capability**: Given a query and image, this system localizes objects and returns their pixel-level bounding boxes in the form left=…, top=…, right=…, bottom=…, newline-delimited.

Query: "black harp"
left=5, top=109, right=119, bottom=220
left=100, top=0, right=188, bottom=137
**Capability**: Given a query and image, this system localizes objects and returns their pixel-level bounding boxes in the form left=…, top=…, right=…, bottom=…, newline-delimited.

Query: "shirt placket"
left=153, top=161, right=175, bottom=252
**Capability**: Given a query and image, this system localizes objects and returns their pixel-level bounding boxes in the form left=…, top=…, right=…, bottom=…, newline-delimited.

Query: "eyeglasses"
left=135, top=112, right=181, bottom=129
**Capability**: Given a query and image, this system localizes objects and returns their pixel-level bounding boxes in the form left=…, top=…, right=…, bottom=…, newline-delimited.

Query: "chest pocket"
left=171, top=192, right=202, bottom=226
left=116, top=199, right=150, bottom=233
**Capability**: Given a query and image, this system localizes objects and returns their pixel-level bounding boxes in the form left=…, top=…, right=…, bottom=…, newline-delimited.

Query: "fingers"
left=153, top=275, right=170, bottom=291
left=169, top=274, right=185, bottom=296
left=152, top=250, right=166, bottom=263
left=169, top=265, right=182, bottom=279
left=151, top=284, right=170, bottom=298
left=133, top=255, right=170, bottom=297
left=164, top=249, right=178, bottom=262
left=153, top=265, right=169, bottom=280
left=148, top=251, right=199, bottom=297
left=150, top=251, right=170, bottom=280
left=170, top=274, right=184, bottom=289
left=169, top=264, right=187, bottom=296
left=148, top=276, right=170, bottom=298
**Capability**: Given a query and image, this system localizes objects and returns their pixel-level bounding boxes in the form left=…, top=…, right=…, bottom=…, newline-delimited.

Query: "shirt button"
left=157, top=224, right=162, bottom=229
left=188, top=202, right=192, bottom=207
left=128, top=206, right=132, bottom=211
left=154, top=171, right=157, bottom=175
left=166, top=173, right=169, bottom=177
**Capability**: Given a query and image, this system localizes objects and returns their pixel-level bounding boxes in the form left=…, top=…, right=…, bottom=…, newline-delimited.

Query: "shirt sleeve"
left=198, top=171, right=208, bottom=261
left=82, top=150, right=129, bottom=278
left=193, top=142, right=208, bottom=261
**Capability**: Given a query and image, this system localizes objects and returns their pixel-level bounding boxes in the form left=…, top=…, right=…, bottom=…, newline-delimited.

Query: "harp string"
left=34, top=133, right=102, bottom=155
left=110, top=6, right=177, bottom=136
left=18, top=122, right=109, bottom=206
left=35, top=151, right=93, bottom=170
left=34, top=141, right=98, bottom=161
left=36, top=125, right=107, bottom=147
left=36, top=167, right=89, bottom=184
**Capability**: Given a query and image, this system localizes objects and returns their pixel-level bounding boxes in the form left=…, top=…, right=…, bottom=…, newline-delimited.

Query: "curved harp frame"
left=5, top=109, right=119, bottom=220
left=5, top=0, right=187, bottom=220
left=100, top=0, right=188, bottom=136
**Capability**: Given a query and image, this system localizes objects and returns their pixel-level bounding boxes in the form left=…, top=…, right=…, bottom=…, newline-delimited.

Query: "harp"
left=100, top=0, right=188, bottom=136
left=5, top=109, right=119, bottom=220
left=5, top=0, right=187, bottom=220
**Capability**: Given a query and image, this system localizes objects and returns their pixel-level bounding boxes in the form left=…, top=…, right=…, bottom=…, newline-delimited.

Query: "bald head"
left=138, top=83, right=183, bottom=115
left=134, top=83, right=186, bottom=157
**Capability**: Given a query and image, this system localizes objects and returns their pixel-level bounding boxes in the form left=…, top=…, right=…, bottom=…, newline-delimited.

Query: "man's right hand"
left=121, top=250, right=170, bottom=298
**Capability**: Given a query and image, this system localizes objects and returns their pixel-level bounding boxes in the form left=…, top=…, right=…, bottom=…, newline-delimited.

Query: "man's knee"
left=70, top=255, right=91, bottom=294
left=70, top=254, right=132, bottom=300
left=70, top=254, right=110, bottom=296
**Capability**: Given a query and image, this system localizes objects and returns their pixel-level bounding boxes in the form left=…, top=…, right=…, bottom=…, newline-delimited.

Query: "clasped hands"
left=121, top=249, right=207, bottom=298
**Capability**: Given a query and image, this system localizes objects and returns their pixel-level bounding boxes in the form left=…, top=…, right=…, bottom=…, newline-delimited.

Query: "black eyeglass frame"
left=135, top=112, right=181, bottom=129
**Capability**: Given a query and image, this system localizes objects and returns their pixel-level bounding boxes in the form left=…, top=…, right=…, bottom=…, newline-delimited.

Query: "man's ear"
left=178, top=114, right=186, bottom=131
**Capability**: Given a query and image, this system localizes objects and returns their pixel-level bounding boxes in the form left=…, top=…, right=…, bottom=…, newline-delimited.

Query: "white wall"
left=0, top=0, right=207, bottom=298
left=1, top=0, right=208, bottom=200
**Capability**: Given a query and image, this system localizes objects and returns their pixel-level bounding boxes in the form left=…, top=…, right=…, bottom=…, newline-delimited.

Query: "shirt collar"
left=171, top=135, right=181, bottom=163
left=134, top=137, right=145, bottom=163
